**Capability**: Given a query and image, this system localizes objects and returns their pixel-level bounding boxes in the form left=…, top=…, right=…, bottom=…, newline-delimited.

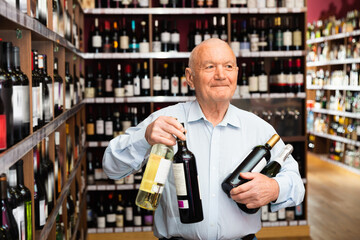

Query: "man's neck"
left=198, top=100, right=230, bottom=127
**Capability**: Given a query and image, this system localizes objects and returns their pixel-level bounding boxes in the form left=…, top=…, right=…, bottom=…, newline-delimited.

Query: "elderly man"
left=102, top=38, right=305, bottom=240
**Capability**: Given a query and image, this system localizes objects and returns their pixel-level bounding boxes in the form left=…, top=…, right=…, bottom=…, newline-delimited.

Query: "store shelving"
left=315, top=153, right=360, bottom=175
left=306, top=58, right=360, bottom=67
left=306, top=85, right=360, bottom=91
left=307, top=130, right=360, bottom=147
left=310, top=108, right=360, bottom=120
left=306, top=29, right=360, bottom=45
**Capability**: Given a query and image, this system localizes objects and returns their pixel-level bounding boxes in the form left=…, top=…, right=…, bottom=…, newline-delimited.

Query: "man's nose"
left=215, top=65, right=226, bottom=80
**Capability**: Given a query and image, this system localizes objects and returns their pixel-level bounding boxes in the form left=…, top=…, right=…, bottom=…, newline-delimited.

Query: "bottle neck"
left=177, top=138, right=187, bottom=149
left=17, top=163, right=25, bottom=186
left=264, top=143, right=272, bottom=150
left=0, top=177, right=7, bottom=200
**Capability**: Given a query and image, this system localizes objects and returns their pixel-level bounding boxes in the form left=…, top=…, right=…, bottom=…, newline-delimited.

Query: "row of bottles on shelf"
left=307, top=66, right=360, bottom=87
left=312, top=89, right=360, bottom=113
left=85, top=61, right=195, bottom=98
left=307, top=35, right=360, bottom=63
left=88, top=15, right=303, bottom=53
left=93, top=0, right=305, bottom=8
left=86, top=192, right=153, bottom=229
left=307, top=10, right=360, bottom=40
left=86, top=105, right=149, bottom=141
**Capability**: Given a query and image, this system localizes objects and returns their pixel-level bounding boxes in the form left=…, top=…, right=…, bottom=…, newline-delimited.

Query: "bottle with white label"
left=135, top=143, right=174, bottom=210
left=170, top=62, right=179, bottom=96
left=153, top=62, right=162, bottom=96
left=258, top=61, right=268, bottom=94
left=221, top=134, right=280, bottom=214
left=173, top=123, right=203, bottom=223
left=152, top=20, right=161, bottom=52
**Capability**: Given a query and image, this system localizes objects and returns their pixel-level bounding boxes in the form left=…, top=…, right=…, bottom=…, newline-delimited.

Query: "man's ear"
left=185, top=67, right=195, bottom=89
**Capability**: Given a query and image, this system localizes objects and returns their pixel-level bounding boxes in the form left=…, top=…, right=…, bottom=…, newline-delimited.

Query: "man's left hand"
left=229, top=173, right=279, bottom=209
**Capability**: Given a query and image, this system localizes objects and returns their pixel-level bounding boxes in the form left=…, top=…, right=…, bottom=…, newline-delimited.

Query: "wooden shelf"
left=306, top=29, right=360, bottom=45
left=311, top=108, right=360, bottom=119
left=83, top=7, right=307, bottom=15
left=257, top=225, right=310, bottom=238
left=0, top=102, right=85, bottom=173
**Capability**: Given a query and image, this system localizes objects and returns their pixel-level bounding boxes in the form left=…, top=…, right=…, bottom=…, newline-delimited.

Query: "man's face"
left=187, top=43, right=238, bottom=104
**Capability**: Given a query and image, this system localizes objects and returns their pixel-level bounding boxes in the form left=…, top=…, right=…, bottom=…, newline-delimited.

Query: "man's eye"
left=205, top=65, right=214, bottom=69
left=225, top=65, right=234, bottom=70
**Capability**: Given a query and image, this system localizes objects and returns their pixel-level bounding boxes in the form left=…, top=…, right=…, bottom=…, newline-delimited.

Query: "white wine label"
left=142, top=77, right=150, bottom=89
left=248, top=76, right=259, bottom=92
left=120, top=36, right=129, bottom=49
left=39, top=200, right=46, bottom=226
left=285, top=0, right=294, bottom=8
left=173, top=163, right=187, bottom=196
left=12, top=86, right=23, bottom=125
left=22, top=86, right=30, bottom=123
left=126, top=207, right=133, bottom=221
left=247, top=0, right=256, bottom=8
left=121, top=121, right=131, bottom=132
left=278, top=208, right=286, bottom=219
left=283, top=31, right=292, bottom=46
left=133, top=77, right=141, bottom=95
left=138, top=0, right=149, bottom=7
left=125, top=174, right=134, bottom=184
left=269, top=212, right=277, bottom=222
left=277, top=74, right=286, bottom=84
left=294, top=0, right=304, bottom=7
left=139, top=42, right=150, bottom=53
left=257, top=0, right=266, bottom=8
left=92, top=36, right=102, bottom=48
left=258, top=75, right=268, bottom=92
left=105, top=79, right=113, bottom=92
left=95, top=168, right=103, bottom=180
left=96, top=120, right=104, bottom=134
left=293, top=31, right=302, bottom=46
left=171, top=33, right=180, bottom=44
left=266, top=0, right=275, bottom=7
left=134, top=216, right=142, bottom=226
left=203, top=34, right=211, bottom=41
left=105, top=121, right=113, bottom=136
left=116, top=215, right=124, bottom=227
left=114, top=87, right=125, bottom=97
left=154, top=158, right=172, bottom=185
left=97, top=216, right=106, bottom=228
left=261, top=205, right=269, bottom=221
left=152, top=41, right=161, bottom=52
left=251, top=158, right=267, bottom=173
left=161, top=32, right=171, bottom=43
left=195, top=35, right=202, bottom=46
left=180, top=77, right=188, bottom=94
left=162, top=78, right=170, bottom=91
left=230, top=41, right=240, bottom=55
left=85, top=88, right=96, bottom=98
left=124, top=84, right=134, bottom=97
left=153, top=76, right=162, bottom=91
left=171, top=76, right=179, bottom=94
left=178, top=200, right=189, bottom=209
left=239, top=85, right=250, bottom=96
left=107, top=214, right=116, bottom=223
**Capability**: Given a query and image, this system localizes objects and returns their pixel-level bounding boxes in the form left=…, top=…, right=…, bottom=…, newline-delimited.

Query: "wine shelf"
left=313, top=153, right=360, bottom=176
left=310, top=108, right=360, bottom=120
left=83, top=7, right=307, bottom=15
left=0, top=0, right=81, bottom=55
left=262, top=219, right=308, bottom=228
left=70, top=189, right=88, bottom=240
left=306, top=58, right=360, bottom=67
left=80, top=51, right=306, bottom=59
left=306, top=85, right=360, bottom=91
left=39, top=146, right=87, bottom=240
left=0, top=102, right=85, bottom=173
left=307, top=130, right=360, bottom=147
left=84, top=93, right=306, bottom=104
left=87, top=226, right=153, bottom=234
left=306, top=29, right=360, bottom=45
left=87, top=183, right=140, bottom=191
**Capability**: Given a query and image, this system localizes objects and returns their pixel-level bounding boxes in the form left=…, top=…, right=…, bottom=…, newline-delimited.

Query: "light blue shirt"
left=103, top=100, right=305, bottom=240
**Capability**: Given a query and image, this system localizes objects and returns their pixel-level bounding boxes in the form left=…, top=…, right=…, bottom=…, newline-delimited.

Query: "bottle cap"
left=266, top=134, right=280, bottom=148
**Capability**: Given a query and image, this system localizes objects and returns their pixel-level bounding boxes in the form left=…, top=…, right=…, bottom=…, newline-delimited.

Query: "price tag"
left=96, top=97, right=105, bottom=103
left=114, top=228, right=124, bottom=233
left=86, top=98, right=95, bottom=103
left=87, top=228, right=97, bottom=234
left=97, top=228, right=105, bottom=233
left=299, top=220, right=307, bottom=226
left=101, top=141, right=109, bottom=147
left=262, top=222, right=271, bottom=227
left=105, top=97, right=114, bottom=103
left=271, top=221, right=280, bottom=227
left=251, top=52, right=260, bottom=58
left=251, top=93, right=261, bottom=99
left=248, top=8, right=258, bottom=13
left=286, top=93, right=295, bottom=98
left=289, top=220, right=298, bottom=226
left=267, top=8, right=276, bottom=13
left=124, top=227, right=134, bottom=232
left=106, top=185, right=116, bottom=190
left=292, top=7, right=302, bottom=13
left=278, top=7, right=287, bottom=13
left=279, top=221, right=288, bottom=226
left=115, top=97, right=124, bottom=103
left=143, top=226, right=152, bottom=232
left=117, top=184, right=134, bottom=190
left=134, top=227, right=142, bottom=232
left=297, top=92, right=306, bottom=98
left=87, top=185, right=96, bottom=191
left=88, top=142, right=98, bottom=147
left=261, top=93, right=270, bottom=98
left=97, top=185, right=106, bottom=191
left=105, top=228, right=113, bottom=233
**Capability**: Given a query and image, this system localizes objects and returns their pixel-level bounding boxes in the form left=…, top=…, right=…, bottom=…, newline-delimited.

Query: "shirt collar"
left=188, top=100, right=241, bottom=128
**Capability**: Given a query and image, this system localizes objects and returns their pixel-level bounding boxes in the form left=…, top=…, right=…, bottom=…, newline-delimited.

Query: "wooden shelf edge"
left=39, top=146, right=87, bottom=240
left=257, top=225, right=310, bottom=238
left=70, top=189, right=88, bottom=240
left=87, top=231, right=157, bottom=240
left=0, top=102, right=85, bottom=173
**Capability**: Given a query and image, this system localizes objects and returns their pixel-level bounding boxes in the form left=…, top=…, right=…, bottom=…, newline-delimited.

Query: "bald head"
left=188, top=38, right=236, bottom=73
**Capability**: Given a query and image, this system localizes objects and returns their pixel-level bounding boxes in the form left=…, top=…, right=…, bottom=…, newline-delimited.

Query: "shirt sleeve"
left=102, top=113, right=155, bottom=180
left=270, top=140, right=305, bottom=212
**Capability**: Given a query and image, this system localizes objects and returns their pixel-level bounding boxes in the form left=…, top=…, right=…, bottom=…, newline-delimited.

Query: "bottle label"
left=295, top=204, right=303, bottom=216
left=161, top=32, right=171, bottom=43
left=195, top=35, right=202, bottom=46
left=152, top=41, right=161, bottom=52
left=96, top=120, right=104, bottom=134
left=239, top=85, right=249, bottom=96
left=105, top=79, right=113, bottom=93
left=39, top=200, right=46, bottom=226
left=120, top=36, right=129, bottom=50
left=114, top=87, right=125, bottom=97
left=178, top=200, right=189, bottom=209
left=266, top=0, right=275, bottom=7
left=293, top=30, right=302, bottom=47
left=278, top=208, right=286, bottom=219
left=87, top=123, right=95, bottom=135
left=153, top=76, right=162, bottom=91
left=134, top=216, right=142, bottom=226
left=116, top=214, right=124, bottom=227
left=172, top=163, right=187, bottom=196
left=138, top=0, right=149, bottom=7
left=125, top=174, right=134, bottom=184
left=171, top=33, right=180, bottom=44
left=124, top=84, right=134, bottom=97
left=285, top=0, right=294, bottom=8
left=230, top=41, right=240, bottom=55
left=22, top=86, right=30, bottom=123
left=294, top=73, right=303, bottom=84
left=141, top=77, right=150, bottom=89
left=288, top=74, right=295, bottom=85
left=257, top=0, right=266, bottom=8
left=95, top=168, right=103, bottom=180
left=248, top=76, right=259, bottom=92
left=171, top=76, right=179, bottom=94
left=162, top=78, right=170, bottom=91
left=125, top=207, right=133, bottom=221
left=203, top=34, right=211, bottom=41
left=240, top=42, right=250, bottom=52
left=294, top=0, right=304, bottom=7
left=258, top=75, right=268, bottom=92
left=106, top=213, right=116, bottom=223
left=143, top=215, right=153, bottom=226
left=277, top=73, right=287, bottom=84
left=129, top=43, right=140, bottom=51
left=180, top=77, right=188, bottom=94
left=134, top=77, right=141, bottom=95
left=87, top=209, right=93, bottom=221
left=275, top=32, right=283, bottom=48
left=261, top=205, right=269, bottom=221
left=269, top=212, right=277, bottom=221
left=251, top=157, right=267, bottom=173
left=97, top=216, right=106, bottom=228
left=250, top=34, right=259, bottom=52
left=283, top=31, right=292, bottom=46
left=92, top=35, right=102, bottom=48
left=247, top=0, right=256, bottom=8
left=12, top=85, right=23, bottom=126
left=105, top=121, right=113, bottom=136
left=0, top=114, right=6, bottom=150
left=85, top=87, right=96, bottom=98
left=139, top=42, right=150, bottom=53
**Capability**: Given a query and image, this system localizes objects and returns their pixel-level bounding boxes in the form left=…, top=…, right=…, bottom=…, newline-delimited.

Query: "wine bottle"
left=65, top=62, right=73, bottom=109
left=106, top=193, right=116, bottom=228
left=220, top=16, right=227, bottom=41
left=105, top=106, right=114, bottom=141
left=139, top=21, right=150, bottom=53
left=258, top=61, right=268, bottom=94
left=104, top=66, right=113, bottom=97
left=114, top=64, right=124, bottom=98
left=13, top=46, right=30, bottom=139
left=153, top=62, right=162, bottom=96
left=0, top=173, right=19, bottom=239
left=103, top=20, right=112, bottom=53
left=120, top=18, right=129, bottom=53
left=66, top=193, right=75, bottom=238
left=133, top=206, right=142, bottom=227
left=248, top=61, right=258, bottom=94
left=43, top=137, right=54, bottom=215
left=135, top=143, right=174, bottom=210
left=294, top=58, right=304, bottom=93
left=65, top=123, right=74, bottom=176
left=38, top=54, right=52, bottom=124
left=124, top=64, right=134, bottom=97
left=96, top=108, right=104, bottom=141
left=274, top=17, right=283, bottom=51
left=161, top=20, right=171, bottom=52
left=141, top=61, right=150, bottom=96
left=129, top=20, right=139, bottom=53
left=16, top=160, right=32, bottom=240
left=211, top=16, right=219, bottom=38
left=86, top=107, right=95, bottom=141
left=170, top=20, right=180, bottom=52
left=116, top=194, right=124, bottom=228
left=239, top=20, right=250, bottom=54
left=293, top=17, right=302, bottom=51
left=173, top=123, right=203, bottom=223
left=54, top=132, right=62, bottom=199
left=221, top=134, right=280, bottom=213
left=239, top=63, right=249, bottom=97
left=34, top=145, right=47, bottom=230
left=153, top=20, right=161, bottom=52
left=170, top=62, right=179, bottom=96
left=230, top=20, right=240, bottom=55
left=113, top=111, right=122, bottom=137
left=162, top=63, right=170, bottom=96
left=125, top=198, right=133, bottom=226
left=96, top=62, right=104, bottom=97
left=53, top=58, right=63, bottom=117
left=97, top=197, right=106, bottom=228
left=92, top=18, right=102, bottom=53
left=283, top=17, right=292, bottom=51
left=133, top=63, right=141, bottom=96
left=180, top=63, right=188, bottom=96
left=112, top=21, right=120, bottom=53
left=0, top=96, right=6, bottom=151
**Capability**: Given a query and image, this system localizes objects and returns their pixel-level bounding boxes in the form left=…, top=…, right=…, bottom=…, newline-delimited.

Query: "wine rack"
left=306, top=16, right=360, bottom=174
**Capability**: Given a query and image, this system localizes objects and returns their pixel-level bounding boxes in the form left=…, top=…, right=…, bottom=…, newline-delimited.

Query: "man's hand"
left=229, top=172, right=279, bottom=209
left=145, top=116, right=186, bottom=146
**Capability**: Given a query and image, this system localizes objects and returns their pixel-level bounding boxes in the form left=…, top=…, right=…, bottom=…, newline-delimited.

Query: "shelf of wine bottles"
left=306, top=29, right=360, bottom=45
left=316, top=153, right=360, bottom=174
left=308, top=130, right=360, bottom=147
left=307, top=58, right=360, bottom=67
left=311, top=108, right=360, bottom=120
left=307, top=85, right=360, bottom=91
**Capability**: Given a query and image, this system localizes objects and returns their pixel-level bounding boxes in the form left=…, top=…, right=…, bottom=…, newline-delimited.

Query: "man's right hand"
left=145, top=116, right=186, bottom=146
